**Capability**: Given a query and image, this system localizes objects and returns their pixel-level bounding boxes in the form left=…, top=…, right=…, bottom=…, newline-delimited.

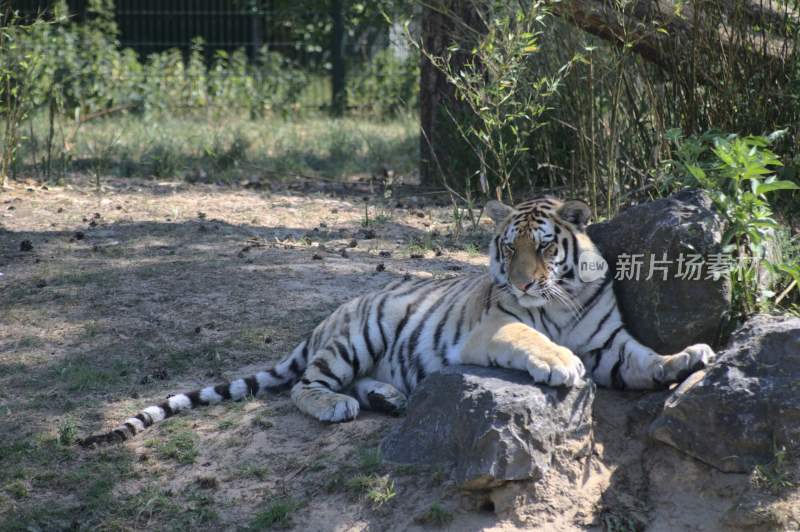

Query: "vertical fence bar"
left=330, top=0, right=346, bottom=116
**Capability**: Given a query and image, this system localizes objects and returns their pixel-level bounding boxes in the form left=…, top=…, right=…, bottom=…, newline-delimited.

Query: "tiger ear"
left=485, top=200, right=514, bottom=225
left=557, top=200, right=592, bottom=229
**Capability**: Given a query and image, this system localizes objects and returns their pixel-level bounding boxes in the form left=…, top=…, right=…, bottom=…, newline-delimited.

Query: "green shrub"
left=667, top=130, right=800, bottom=324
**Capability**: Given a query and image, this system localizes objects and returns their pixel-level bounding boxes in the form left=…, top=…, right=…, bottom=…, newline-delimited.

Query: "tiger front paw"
left=526, top=346, right=586, bottom=387
left=657, top=343, right=715, bottom=384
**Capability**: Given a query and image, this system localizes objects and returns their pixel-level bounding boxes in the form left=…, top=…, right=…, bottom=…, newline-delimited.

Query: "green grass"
left=752, top=447, right=796, bottom=494
left=4, top=480, right=29, bottom=499
left=145, top=420, right=199, bottom=465
left=357, top=447, right=382, bottom=474
left=239, top=465, right=270, bottom=480
left=345, top=474, right=396, bottom=508
left=0, top=437, right=140, bottom=530
left=19, top=112, right=418, bottom=183
left=57, top=417, right=77, bottom=446
left=216, top=419, right=238, bottom=431
left=51, top=355, right=130, bottom=392
left=248, top=498, right=302, bottom=530
left=415, top=503, right=454, bottom=527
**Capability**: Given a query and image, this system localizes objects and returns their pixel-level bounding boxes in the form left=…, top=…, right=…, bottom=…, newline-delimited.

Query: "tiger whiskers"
left=543, top=284, right=583, bottom=323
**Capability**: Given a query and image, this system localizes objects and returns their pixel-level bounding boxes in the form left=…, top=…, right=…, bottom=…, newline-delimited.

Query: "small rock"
left=376, top=263, right=386, bottom=272
left=195, top=476, right=219, bottom=490
left=74, top=231, right=85, bottom=240
left=20, top=240, right=33, bottom=252
left=379, top=251, right=392, bottom=258
left=410, top=253, right=424, bottom=259
left=264, top=336, right=272, bottom=344
left=445, top=265, right=461, bottom=271
left=381, top=367, right=595, bottom=489
left=35, top=280, right=47, bottom=288
left=312, top=253, right=323, bottom=260
left=198, top=212, right=207, bottom=219
left=361, top=229, right=376, bottom=240
left=347, top=239, right=358, bottom=248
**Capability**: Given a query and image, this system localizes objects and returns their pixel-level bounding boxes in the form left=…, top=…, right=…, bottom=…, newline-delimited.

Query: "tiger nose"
left=521, top=280, right=537, bottom=292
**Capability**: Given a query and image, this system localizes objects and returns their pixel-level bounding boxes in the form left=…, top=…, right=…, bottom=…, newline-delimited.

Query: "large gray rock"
left=587, top=189, right=731, bottom=354
left=380, top=366, right=595, bottom=489
left=649, top=314, right=800, bottom=473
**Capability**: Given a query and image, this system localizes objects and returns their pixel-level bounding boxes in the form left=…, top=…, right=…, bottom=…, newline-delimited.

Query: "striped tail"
left=79, top=343, right=308, bottom=448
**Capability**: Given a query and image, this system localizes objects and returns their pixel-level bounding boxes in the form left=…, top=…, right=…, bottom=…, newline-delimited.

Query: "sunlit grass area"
left=17, top=111, right=419, bottom=184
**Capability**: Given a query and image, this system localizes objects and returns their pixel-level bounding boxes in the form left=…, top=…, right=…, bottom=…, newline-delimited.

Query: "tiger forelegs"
left=459, top=318, right=586, bottom=387
left=291, top=383, right=360, bottom=422
left=352, top=378, right=407, bottom=416
left=597, top=336, right=715, bottom=389
left=655, top=344, right=715, bottom=385
left=290, top=344, right=362, bottom=423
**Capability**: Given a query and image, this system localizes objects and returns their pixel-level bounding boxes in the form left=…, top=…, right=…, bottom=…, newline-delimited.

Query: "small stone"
left=20, top=240, right=33, bottom=252
left=379, top=251, right=392, bottom=258
left=347, top=239, right=358, bottom=248
left=376, top=263, right=386, bottom=272
left=312, top=253, right=323, bottom=260
left=74, top=231, right=85, bottom=240
left=196, top=476, right=219, bottom=490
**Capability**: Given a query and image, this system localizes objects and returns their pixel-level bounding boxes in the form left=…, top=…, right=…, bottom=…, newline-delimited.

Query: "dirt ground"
left=1, top=176, right=798, bottom=531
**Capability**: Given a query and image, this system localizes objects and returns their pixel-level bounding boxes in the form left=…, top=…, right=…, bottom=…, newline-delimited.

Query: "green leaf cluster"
left=668, top=129, right=799, bottom=322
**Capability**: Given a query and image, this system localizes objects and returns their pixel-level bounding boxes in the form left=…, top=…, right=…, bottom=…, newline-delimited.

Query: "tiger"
left=80, top=196, right=715, bottom=446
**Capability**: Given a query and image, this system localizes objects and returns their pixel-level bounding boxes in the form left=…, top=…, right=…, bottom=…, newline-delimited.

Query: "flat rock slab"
left=587, top=189, right=730, bottom=353
left=650, top=314, right=800, bottom=472
left=380, top=366, right=595, bottom=490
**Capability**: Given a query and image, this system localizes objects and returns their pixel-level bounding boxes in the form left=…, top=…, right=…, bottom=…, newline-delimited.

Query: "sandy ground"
left=1, top=175, right=797, bottom=531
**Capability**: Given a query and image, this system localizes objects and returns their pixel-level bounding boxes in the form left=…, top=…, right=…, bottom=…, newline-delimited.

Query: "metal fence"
left=9, top=0, right=336, bottom=108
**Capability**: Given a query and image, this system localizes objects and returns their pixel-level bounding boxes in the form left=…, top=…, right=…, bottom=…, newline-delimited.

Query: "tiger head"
left=485, top=197, right=601, bottom=308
